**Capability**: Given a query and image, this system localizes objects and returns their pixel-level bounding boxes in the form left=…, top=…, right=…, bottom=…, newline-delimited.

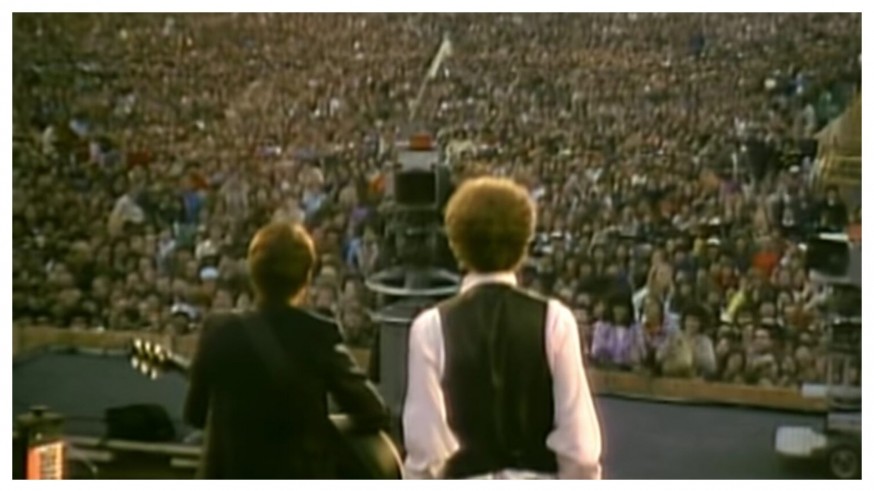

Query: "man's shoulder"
left=206, top=307, right=340, bottom=339
left=201, top=310, right=243, bottom=335
left=512, top=286, right=553, bottom=306
left=436, top=287, right=567, bottom=330
left=285, top=307, right=344, bottom=344
left=299, top=308, right=339, bottom=329
left=410, top=304, right=442, bottom=330
left=438, top=284, right=552, bottom=311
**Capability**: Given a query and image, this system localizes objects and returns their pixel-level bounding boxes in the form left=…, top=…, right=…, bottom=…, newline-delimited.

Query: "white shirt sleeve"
left=545, top=300, right=604, bottom=479
left=632, top=287, right=648, bottom=322
left=402, top=308, right=459, bottom=479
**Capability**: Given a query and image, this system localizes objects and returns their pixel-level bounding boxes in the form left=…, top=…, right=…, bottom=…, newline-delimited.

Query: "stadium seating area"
left=12, top=13, right=861, bottom=388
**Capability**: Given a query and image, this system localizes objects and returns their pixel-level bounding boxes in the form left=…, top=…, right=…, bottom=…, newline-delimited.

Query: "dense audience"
left=13, top=13, right=861, bottom=389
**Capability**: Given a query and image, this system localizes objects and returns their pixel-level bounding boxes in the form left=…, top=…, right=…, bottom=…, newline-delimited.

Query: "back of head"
left=682, top=302, right=712, bottom=331
left=247, top=222, right=316, bottom=307
left=444, top=176, right=536, bottom=274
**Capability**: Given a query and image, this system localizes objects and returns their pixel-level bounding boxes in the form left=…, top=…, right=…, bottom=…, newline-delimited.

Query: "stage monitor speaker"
left=104, top=404, right=176, bottom=443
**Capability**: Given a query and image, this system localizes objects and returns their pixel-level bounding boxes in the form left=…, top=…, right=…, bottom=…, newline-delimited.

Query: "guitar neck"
left=167, top=353, right=192, bottom=376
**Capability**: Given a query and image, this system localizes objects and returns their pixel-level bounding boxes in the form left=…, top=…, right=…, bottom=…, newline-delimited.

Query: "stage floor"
left=13, top=350, right=826, bottom=479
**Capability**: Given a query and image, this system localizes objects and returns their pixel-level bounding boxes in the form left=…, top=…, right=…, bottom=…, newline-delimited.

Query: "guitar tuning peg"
left=133, top=339, right=143, bottom=352
left=149, top=368, right=159, bottom=380
left=139, top=363, right=150, bottom=376
left=131, top=358, right=140, bottom=370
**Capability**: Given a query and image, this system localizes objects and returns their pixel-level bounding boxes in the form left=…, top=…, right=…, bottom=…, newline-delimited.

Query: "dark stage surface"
left=13, top=351, right=826, bottom=479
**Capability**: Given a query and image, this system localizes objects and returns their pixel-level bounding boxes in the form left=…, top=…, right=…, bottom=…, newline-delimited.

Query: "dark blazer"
left=184, top=305, right=388, bottom=479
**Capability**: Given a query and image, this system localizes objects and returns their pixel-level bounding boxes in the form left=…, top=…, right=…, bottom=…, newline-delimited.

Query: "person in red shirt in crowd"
left=752, top=237, right=781, bottom=278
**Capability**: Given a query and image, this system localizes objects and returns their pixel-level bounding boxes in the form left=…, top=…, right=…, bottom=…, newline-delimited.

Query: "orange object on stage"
left=26, top=442, right=64, bottom=480
left=409, top=133, right=434, bottom=151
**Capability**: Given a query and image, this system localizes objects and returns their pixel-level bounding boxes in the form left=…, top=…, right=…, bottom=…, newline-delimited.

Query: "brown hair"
left=647, top=262, right=674, bottom=295
left=444, top=176, right=535, bottom=273
left=247, top=222, right=316, bottom=305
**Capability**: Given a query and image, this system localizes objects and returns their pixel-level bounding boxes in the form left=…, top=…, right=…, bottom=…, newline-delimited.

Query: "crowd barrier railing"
left=13, top=326, right=826, bottom=413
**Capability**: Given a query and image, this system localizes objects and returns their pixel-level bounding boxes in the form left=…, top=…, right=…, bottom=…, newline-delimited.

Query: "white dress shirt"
left=403, top=271, right=603, bottom=480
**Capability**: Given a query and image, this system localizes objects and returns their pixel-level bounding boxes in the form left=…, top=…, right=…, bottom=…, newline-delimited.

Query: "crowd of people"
left=13, top=14, right=861, bottom=389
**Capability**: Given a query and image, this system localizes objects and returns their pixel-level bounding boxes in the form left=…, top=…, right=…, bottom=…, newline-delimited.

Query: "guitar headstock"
left=129, top=339, right=177, bottom=379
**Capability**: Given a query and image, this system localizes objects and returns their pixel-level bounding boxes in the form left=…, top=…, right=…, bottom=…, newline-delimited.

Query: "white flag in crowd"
left=426, top=37, right=453, bottom=80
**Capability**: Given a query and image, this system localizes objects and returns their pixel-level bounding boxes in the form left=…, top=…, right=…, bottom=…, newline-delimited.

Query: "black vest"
left=438, top=283, right=557, bottom=478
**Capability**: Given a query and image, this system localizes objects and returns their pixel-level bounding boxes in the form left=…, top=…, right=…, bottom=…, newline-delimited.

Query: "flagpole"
left=409, top=35, right=452, bottom=122
left=409, top=79, right=430, bottom=122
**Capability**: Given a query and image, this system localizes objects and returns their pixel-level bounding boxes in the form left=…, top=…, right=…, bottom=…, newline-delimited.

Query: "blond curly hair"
left=444, top=176, right=536, bottom=273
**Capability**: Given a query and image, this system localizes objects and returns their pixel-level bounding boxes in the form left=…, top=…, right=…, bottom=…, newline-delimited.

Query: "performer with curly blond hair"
left=403, top=176, right=603, bottom=480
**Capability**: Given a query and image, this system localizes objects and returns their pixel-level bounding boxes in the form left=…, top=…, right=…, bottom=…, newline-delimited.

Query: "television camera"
left=365, top=132, right=461, bottom=434
left=774, top=232, right=861, bottom=479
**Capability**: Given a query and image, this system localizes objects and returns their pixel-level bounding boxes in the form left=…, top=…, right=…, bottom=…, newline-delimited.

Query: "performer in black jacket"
left=184, top=222, right=387, bottom=478
left=403, top=177, right=603, bottom=479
